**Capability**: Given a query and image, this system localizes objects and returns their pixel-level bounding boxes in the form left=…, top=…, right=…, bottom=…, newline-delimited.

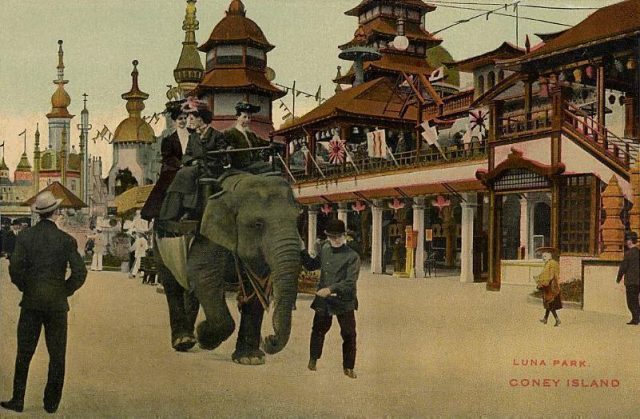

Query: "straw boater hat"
left=536, top=246, right=558, bottom=257
left=31, top=191, right=63, bottom=214
left=324, top=219, right=346, bottom=236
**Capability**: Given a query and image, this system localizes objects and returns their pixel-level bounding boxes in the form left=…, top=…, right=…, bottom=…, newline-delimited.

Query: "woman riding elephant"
left=184, top=172, right=302, bottom=364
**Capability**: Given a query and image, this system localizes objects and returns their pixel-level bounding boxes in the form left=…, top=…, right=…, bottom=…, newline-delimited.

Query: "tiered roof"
left=447, top=42, right=525, bottom=72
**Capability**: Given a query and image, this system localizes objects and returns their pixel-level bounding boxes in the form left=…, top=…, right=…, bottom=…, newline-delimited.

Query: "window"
left=408, top=9, right=420, bottom=22
left=498, top=70, right=505, bottom=82
left=477, top=75, right=485, bottom=95
left=488, top=71, right=496, bottom=89
left=246, top=47, right=266, bottom=69
left=560, top=175, right=598, bottom=255
left=215, top=45, right=243, bottom=65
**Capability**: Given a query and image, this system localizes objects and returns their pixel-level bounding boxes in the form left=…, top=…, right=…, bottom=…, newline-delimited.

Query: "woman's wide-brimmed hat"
left=32, top=191, right=63, bottom=214
left=235, top=101, right=261, bottom=115
left=536, top=246, right=558, bottom=256
left=324, top=219, right=346, bottom=236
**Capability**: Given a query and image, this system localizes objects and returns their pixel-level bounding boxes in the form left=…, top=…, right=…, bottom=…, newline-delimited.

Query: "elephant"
left=183, top=171, right=302, bottom=364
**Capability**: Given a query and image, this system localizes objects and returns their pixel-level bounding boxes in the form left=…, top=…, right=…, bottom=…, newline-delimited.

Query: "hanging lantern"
left=609, top=94, right=616, bottom=105
left=619, top=95, right=626, bottom=106
left=573, top=68, right=582, bottom=84
left=320, top=203, right=332, bottom=215
left=615, top=59, right=626, bottom=73
left=351, top=200, right=366, bottom=213
left=431, top=195, right=451, bottom=214
left=585, top=65, right=595, bottom=79
left=627, top=58, right=637, bottom=70
left=388, top=198, right=405, bottom=212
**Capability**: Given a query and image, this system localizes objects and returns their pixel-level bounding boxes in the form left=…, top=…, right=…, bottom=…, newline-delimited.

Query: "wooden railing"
left=498, top=106, right=553, bottom=138
left=563, top=102, right=638, bottom=168
left=289, top=142, right=488, bottom=184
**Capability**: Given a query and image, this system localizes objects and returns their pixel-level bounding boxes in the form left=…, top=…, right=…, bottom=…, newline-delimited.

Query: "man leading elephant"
left=301, top=219, right=360, bottom=379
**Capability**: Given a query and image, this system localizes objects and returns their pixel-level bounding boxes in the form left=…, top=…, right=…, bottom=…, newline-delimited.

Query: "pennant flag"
left=18, top=129, right=26, bottom=137
left=282, top=112, right=292, bottom=121
left=367, top=129, right=387, bottom=158
left=315, top=85, right=322, bottom=101
left=327, top=135, right=346, bottom=164
left=420, top=120, right=439, bottom=146
left=421, top=120, right=447, bottom=160
left=296, top=90, right=303, bottom=97
left=428, top=66, right=445, bottom=83
left=279, top=101, right=286, bottom=109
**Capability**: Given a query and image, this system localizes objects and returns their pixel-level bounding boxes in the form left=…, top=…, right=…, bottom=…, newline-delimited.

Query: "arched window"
left=488, top=71, right=496, bottom=89
left=498, top=70, right=505, bottom=82
left=477, top=75, right=485, bottom=95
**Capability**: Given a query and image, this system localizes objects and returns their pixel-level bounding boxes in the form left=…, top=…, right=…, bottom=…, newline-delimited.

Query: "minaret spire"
left=122, top=60, right=149, bottom=119
left=34, top=123, right=41, bottom=195
left=174, top=0, right=204, bottom=95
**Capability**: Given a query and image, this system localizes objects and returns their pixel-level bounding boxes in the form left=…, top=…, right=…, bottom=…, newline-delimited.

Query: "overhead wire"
left=428, top=0, right=599, bottom=9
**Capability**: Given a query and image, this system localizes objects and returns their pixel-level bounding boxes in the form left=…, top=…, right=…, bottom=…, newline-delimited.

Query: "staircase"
left=562, top=101, right=639, bottom=170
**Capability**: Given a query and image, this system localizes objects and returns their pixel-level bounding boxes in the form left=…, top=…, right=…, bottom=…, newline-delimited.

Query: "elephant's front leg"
left=233, top=297, right=265, bottom=365
left=188, top=236, right=235, bottom=350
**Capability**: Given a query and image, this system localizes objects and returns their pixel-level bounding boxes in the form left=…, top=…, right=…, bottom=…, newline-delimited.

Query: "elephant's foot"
left=197, top=320, right=234, bottom=351
left=232, top=349, right=265, bottom=365
left=172, top=334, right=197, bottom=352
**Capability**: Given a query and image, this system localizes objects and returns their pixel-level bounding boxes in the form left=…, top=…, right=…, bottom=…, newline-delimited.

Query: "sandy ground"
left=1, top=259, right=639, bottom=418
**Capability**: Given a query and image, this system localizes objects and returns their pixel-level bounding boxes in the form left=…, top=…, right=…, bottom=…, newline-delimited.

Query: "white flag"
left=367, top=129, right=387, bottom=158
left=420, top=120, right=439, bottom=146
left=428, top=66, right=445, bottom=83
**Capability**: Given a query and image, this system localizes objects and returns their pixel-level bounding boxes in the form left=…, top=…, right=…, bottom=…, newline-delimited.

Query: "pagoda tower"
left=194, top=0, right=285, bottom=138
left=108, top=60, right=157, bottom=198
left=14, top=131, right=33, bottom=187
left=46, top=40, right=74, bottom=156
left=334, top=0, right=442, bottom=86
left=173, top=0, right=204, bottom=96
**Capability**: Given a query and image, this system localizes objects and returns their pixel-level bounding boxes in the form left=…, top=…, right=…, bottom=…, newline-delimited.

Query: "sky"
left=0, top=0, right=622, bottom=176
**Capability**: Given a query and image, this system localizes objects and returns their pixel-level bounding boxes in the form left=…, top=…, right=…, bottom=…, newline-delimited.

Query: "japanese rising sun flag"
left=367, top=129, right=387, bottom=158
left=328, top=135, right=347, bottom=164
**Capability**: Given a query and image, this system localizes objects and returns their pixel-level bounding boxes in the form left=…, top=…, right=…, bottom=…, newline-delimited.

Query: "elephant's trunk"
left=262, top=234, right=301, bottom=354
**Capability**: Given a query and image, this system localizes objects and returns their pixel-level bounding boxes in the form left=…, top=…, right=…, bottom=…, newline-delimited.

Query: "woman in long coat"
left=534, top=246, right=562, bottom=326
left=141, top=103, right=188, bottom=221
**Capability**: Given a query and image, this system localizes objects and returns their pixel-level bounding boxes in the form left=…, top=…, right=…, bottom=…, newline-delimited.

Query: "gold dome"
left=113, top=117, right=155, bottom=143
left=47, top=41, right=74, bottom=119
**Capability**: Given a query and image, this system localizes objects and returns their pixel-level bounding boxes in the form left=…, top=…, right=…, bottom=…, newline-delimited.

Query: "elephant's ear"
left=200, top=192, right=237, bottom=250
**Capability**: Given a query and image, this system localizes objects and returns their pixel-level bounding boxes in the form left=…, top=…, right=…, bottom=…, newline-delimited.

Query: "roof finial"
left=57, top=40, right=65, bottom=81
left=227, top=0, right=246, bottom=16
left=335, top=66, right=343, bottom=93
left=82, top=93, right=88, bottom=110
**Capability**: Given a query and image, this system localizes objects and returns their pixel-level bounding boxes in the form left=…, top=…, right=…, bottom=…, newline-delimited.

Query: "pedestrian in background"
left=301, top=219, right=360, bottom=379
left=90, top=228, right=107, bottom=271
left=129, top=232, right=149, bottom=278
left=616, top=231, right=640, bottom=325
left=3, top=219, right=23, bottom=259
left=1, top=191, right=87, bottom=414
left=534, top=246, right=562, bottom=327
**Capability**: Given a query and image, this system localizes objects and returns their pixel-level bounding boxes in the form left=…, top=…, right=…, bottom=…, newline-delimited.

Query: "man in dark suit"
left=3, top=219, right=22, bottom=259
left=1, top=191, right=87, bottom=414
left=301, top=219, right=360, bottom=379
left=616, top=231, right=640, bottom=325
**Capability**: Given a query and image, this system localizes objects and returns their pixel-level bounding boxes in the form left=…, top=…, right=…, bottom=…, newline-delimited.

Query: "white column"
left=307, top=206, right=318, bottom=257
left=412, top=197, right=426, bottom=278
left=460, top=193, right=476, bottom=283
left=338, top=202, right=348, bottom=227
left=371, top=200, right=384, bottom=274
left=519, top=195, right=529, bottom=259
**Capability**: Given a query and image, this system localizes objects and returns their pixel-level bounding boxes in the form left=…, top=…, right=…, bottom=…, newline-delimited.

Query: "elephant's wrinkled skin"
left=189, top=173, right=302, bottom=364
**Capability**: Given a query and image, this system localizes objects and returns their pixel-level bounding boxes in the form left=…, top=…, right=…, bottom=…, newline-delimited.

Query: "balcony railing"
left=498, top=107, right=553, bottom=139
left=289, top=142, right=488, bottom=184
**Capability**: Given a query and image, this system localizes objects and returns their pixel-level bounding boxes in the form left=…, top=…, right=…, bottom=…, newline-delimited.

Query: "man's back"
left=9, top=220, right=87, bottom=312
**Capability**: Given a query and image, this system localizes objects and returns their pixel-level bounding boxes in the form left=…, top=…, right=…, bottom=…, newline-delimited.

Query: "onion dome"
left=112, top=60, right=155, bottom=144
left=47, top=40, right=74, bottom=119
left=199, top=0, right=274, bottom=52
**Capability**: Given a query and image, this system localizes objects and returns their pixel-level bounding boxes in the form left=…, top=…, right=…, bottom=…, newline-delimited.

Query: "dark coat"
left=301, top=243, right=360, bottom=315
left=141, top=131, right=183, bottom=221
left=9, top=219, right=87, bottom=312
left=166, top=127, right=226, bottom=197
left=224, top=127, right=271, bottom=172
left=617, top=246, right=640, bottom=287
left=3, top=229, right=17, bottom=255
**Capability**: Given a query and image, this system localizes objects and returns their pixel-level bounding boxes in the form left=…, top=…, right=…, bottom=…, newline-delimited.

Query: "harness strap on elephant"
left=234, top=255, right=272, bottom=312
